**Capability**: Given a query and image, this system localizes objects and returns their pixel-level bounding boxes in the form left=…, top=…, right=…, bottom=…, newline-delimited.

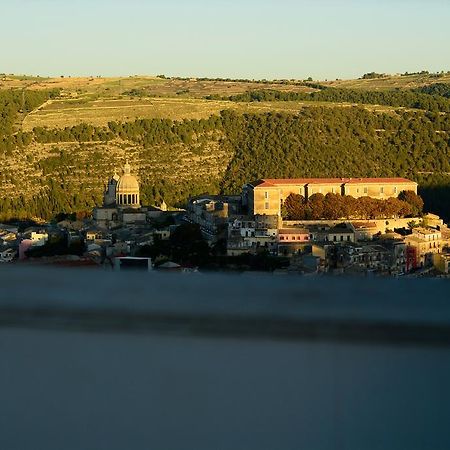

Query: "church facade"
left=94, top=162, right=162, bottom=229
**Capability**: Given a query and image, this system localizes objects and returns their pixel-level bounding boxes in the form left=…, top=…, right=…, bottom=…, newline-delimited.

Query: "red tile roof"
left=344, top=177, right=416, bottom=184
left=249, top=177, right=416, bottom=187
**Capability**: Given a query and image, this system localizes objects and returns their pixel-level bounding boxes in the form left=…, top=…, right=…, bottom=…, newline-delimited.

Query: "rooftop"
left=249, top=177, right=417, bottom=188
left=279, top=228, right=310, bottom=234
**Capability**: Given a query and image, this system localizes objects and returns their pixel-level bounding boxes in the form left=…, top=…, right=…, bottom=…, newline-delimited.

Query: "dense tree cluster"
left=33, top=124, right=114, bottom=143
left=220, top=108, right=450, bottom=188
left=32, top=116, right=222, bottom=147
left=220, top=87, right=450, bottom=112
left=282, top=191, right=423, bottom=220
left=414, top=83, right=450, bottom=99
left=361, top=72, right=387, bottom=79
left=0, top=178, right=100, bottom=222
left=0, top=89, right=58, bottom=134
left=0, top=89, right=59, bottom=155
left=137, top=223, right=211, bottom=267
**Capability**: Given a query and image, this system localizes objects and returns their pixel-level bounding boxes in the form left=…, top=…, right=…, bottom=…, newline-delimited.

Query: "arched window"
left=128, top=194, right=132, bottom=204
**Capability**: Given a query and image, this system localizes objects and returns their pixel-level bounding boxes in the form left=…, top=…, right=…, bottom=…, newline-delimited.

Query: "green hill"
left=0, top=74, right=449, bottom=221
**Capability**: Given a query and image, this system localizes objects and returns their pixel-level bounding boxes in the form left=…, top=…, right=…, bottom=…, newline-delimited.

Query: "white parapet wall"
left=283, top=217, right=423, bottom=233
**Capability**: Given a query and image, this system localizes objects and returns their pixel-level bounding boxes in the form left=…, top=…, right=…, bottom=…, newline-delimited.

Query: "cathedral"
left=93, top=162, right=166, bottom=228
left=103, top=162, right=140, bottom=209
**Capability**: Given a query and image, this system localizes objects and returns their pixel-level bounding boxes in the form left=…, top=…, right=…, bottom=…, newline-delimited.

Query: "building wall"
left=278, top=231, right=310, bottom=243
left=305, top=183, right=343, bottom=197
left=252, top=187, right=281, bottom=216
left=327, top=233, right=355, bottom=243
left=344, top=182, right=417, bottom=199
left=250, top=180, right=418, bottom=216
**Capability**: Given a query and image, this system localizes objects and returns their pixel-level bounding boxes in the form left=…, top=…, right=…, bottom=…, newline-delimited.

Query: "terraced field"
left=23, top=96, right=402, bottom=131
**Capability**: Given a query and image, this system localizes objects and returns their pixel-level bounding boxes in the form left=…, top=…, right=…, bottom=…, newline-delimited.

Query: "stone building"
left=242, top=177, right=418, bottom=216
left=404, top=227, right=445, bottom=268
left=93, top=162, right=147, bottom=228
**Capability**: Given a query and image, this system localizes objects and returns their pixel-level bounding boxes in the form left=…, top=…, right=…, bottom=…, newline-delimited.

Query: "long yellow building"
left=243, top=177, right=418, bottom=216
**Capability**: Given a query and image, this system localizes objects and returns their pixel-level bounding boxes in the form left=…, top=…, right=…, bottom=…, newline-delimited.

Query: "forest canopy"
left=213, top=87, right=450, bottom=112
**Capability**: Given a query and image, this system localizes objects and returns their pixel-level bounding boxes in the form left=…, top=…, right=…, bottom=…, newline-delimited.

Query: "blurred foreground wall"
left=1, top=268, right=450, bottom=450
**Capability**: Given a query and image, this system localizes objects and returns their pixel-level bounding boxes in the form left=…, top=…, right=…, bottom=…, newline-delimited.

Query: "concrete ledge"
left=1, top=267, right=449, bottom=344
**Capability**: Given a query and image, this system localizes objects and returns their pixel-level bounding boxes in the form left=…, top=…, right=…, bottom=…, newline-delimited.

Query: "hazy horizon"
left=2, top=0, right=450, bottom=80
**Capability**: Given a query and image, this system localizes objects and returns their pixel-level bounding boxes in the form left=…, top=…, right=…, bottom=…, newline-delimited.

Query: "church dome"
left=116, top=162, right=140, bottom=208
left=117, top=175, right=139, bottom=192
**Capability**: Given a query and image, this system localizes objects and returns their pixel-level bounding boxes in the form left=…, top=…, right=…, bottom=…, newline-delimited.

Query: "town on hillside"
left=1, top=162, right=449, bottom=277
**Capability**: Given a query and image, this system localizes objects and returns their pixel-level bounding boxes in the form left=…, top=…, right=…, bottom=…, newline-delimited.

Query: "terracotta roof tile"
left=250, top=177, right=416, bottom=187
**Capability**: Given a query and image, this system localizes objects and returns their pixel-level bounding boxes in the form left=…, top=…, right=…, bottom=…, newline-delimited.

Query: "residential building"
left=326, top=223, right=356, bottom=243
left=404, top=227, right=445, bottom=268
left=278, top=228, right=310, bottom=257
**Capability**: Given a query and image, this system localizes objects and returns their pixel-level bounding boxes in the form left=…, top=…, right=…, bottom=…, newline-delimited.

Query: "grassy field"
left=324, top=73, right=450, bottom=90
left=22, top=96, right=400, bottom=130
left=3, top=72, right=450, bottom=97
left=0, top=75, right=316, bottom=98
left=6, top=72, right=450, bottom=131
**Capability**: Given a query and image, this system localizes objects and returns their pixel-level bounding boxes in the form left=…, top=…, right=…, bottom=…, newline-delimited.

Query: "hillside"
left=0, top=73, right=449, bottom=221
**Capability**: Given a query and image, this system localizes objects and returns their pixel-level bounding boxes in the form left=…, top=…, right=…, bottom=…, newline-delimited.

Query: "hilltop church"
left=93, top=162, right=166, bottom=228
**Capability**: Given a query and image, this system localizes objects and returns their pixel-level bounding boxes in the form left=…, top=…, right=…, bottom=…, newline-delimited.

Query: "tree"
left=322, top=193, right=344, bottom=219
left=170, top=223, right=210, bottom=266
left=283, top=193, right=306, bottom=219
left=399, top=191, right=424, bottom=216
left=306, top=193, right=325, bottom=219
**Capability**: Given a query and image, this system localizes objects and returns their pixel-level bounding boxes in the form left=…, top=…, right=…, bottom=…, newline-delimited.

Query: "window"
left=364, top=187, right=368, bottom=194
left=331, top=187, right=335, bottom=194
left=265, top=202, right=269, bottom=210
left=356, top=188, right=359, bottom=194
left=380, top=187, right=384, bottom=194
left=299, top=187, right=303, bottom=195
left=264, top=191, right=269, bottom=199
left=280, top=236, right=284, bottom=241
left=394, top=186, right=398, bottom=194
